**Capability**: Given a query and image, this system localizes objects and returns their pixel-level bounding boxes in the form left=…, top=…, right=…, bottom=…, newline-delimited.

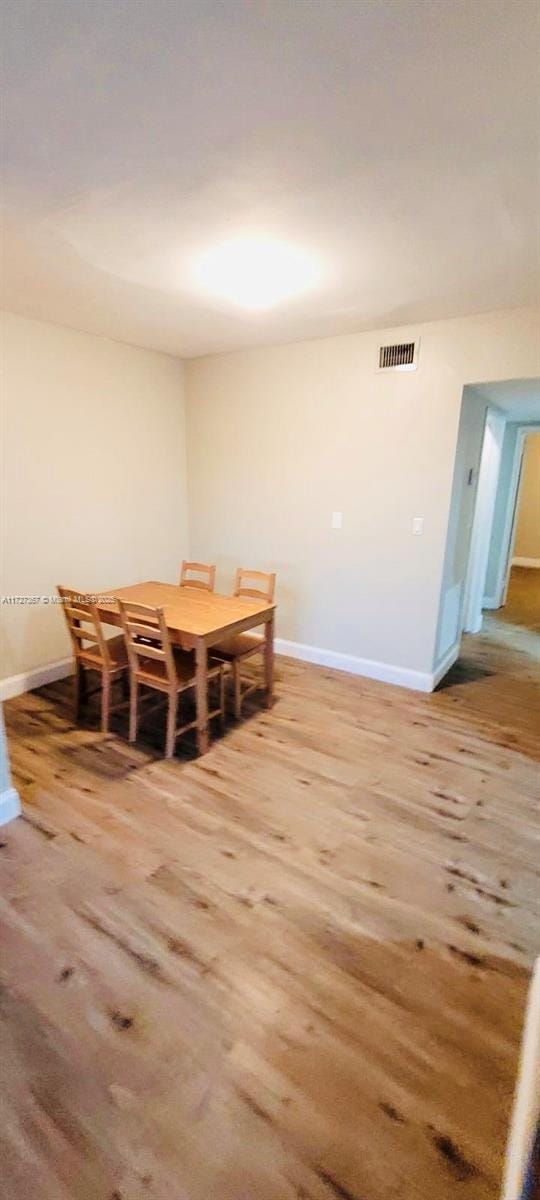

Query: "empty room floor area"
left=1, top=609, right=539, bottom=1200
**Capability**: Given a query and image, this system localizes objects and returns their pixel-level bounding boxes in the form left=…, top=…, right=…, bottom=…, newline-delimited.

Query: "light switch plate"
left=412, top=517, right=424, bottom=534
left=331, top=511, right=343, bottom=530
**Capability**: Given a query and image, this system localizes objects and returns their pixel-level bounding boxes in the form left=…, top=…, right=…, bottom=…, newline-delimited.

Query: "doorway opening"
left=463, top=380, right=540, bottom=647
left=434, top=378, right=539, bottom=688
left=488, top=429, right=540, bottom=636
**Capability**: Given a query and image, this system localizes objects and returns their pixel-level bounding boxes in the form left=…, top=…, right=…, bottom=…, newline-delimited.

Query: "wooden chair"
left=118, top=599, right=227, bottom=758
left=179, top=561, right=216, bottom=591
left=212, top=568, right=276, bottom=719
left=57, top=585, right=128, bottom=733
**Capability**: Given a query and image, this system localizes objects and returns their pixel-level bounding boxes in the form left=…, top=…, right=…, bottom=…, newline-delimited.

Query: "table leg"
left=195, top=638, right=209, bottom=755
left=264, top=613, right=275, bottom=708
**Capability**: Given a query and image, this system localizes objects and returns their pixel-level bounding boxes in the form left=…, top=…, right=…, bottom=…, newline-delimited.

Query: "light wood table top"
left=97, top=581, right=275, bottom=647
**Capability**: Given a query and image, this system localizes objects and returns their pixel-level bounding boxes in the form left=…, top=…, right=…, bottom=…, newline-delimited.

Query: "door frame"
left=462, top=405, right=506, bottom=633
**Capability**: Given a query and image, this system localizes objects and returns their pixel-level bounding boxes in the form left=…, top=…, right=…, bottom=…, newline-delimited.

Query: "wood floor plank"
left=1, top=568, right=539, bottom=1200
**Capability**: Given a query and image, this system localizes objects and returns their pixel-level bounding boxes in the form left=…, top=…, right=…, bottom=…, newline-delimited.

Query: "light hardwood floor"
left=1, top=573, right=539, bottom=1200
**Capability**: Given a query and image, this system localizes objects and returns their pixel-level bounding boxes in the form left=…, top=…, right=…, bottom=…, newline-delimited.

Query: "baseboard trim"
left=2, top=638, right=461, bottom=702
left=0, top=657, right=73, bottom=701
left=482, top=595, right=500, bottom=610
left=0, top=786, right=21, bottom=827
left=512, top=557, right=540, bottom=569
left=431, top=641, right=460, bottom=689
left=275, top=637, right=440, bottom=693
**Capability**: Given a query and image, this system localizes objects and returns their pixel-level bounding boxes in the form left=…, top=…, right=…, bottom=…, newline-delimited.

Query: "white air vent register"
left=377, top=339, right=420, bottom=371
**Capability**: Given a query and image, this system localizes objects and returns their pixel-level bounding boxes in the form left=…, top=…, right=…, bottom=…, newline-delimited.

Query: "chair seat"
left=212, top=632, right=264, bottom=661
left=136, top=648, right=224, bottom=689
left=80, top=635, right=128, bottom=671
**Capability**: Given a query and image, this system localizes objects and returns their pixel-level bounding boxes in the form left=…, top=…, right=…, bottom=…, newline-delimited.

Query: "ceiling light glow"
left=192, top=236, right=321, bottom=310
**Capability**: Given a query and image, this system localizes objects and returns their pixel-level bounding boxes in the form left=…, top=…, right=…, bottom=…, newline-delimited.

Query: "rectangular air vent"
left=377, top=339, right=419, bottom=371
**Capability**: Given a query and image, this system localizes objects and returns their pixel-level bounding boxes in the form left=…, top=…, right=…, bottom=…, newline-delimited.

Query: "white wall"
left=435, top=385, right=492, bottom=658
left=502, top=957, right=540, bottom=1200
left=0, top=312, right=188, bottom=686
left=0, top=703, right=20, bottom=825
left=186, top=307, right=540, bottom=683
left=1, top=306, right=538, bottom=696
left=461, top=405, right=506, bottom=635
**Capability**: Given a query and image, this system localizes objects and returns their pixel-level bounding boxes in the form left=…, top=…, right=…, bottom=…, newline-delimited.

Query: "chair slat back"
left=179, top=561, right=216, bottom=591
left=234, top=568, right=276, bottom=604
left=118, top=600, right=177, bottom=685
left=57, top=585, right=110, bottom=667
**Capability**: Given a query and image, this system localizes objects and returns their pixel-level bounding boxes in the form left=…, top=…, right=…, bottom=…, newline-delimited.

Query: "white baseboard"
left=2, top=637, right=462, bottom=703
left=0, top=786, right=21, bottom=827
left=512, top=557, right=540, bottom=569
left=430, top=641, right=460, bottom=689
left=0, top=656, right=73, bottom=701
left=275, top=637, right=447, bottom=693
left=482, top=595, right=500, bottom=610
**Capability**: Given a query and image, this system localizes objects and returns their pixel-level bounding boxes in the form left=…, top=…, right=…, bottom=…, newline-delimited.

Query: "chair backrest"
left=179, top=561, right=216, bottom=592
left=233, top=568, right=276, bottom=604
left=117, top=600, right=177, bottom=686
left=57, top=585, right=111, bottom=667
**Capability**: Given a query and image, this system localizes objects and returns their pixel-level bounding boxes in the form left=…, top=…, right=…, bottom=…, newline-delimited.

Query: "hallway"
left=486, top=565, right=540, bottom=638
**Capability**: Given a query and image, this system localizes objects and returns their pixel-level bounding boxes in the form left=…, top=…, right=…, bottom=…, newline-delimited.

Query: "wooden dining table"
left=96, top=581, right=276, bottom=755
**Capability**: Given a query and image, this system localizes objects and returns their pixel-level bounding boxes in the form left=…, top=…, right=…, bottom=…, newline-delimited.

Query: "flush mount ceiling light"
left=192, top=236, right=322, bottom=310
